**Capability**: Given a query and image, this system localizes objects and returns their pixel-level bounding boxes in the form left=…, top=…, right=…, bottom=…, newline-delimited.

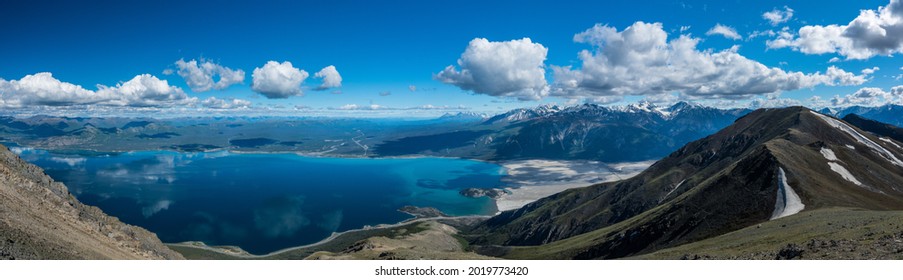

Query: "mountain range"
left=375, top=101, right=753, bottom=162
left=820, top=104, right=903, bottom=127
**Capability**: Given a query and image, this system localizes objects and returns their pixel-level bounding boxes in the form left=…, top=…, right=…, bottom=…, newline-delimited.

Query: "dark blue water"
left=10, top=147, right=502, bottom=254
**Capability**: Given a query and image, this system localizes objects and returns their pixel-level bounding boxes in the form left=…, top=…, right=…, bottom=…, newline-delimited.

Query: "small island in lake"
left=458, top=188, right=510, bottom=199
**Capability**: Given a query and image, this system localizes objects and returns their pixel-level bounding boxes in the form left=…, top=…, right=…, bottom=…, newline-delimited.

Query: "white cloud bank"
left=435, top=38, right=549, bottom=101
left=201, top=97, right=252, bottom=109
left=550, top=22, right=871, bottom=104
left=0, top=72, right=105, bottom=107
left=830, top=86, right=903, bottom=107
left=767, top=0, right=903, bottom=60
left=0, top=72, right=195, bottom=108
left=174, top=58, right=245, bottom=92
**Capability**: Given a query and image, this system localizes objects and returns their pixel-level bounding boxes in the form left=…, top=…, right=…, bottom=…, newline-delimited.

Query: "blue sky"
left=1, top=0, right=902, bottom=116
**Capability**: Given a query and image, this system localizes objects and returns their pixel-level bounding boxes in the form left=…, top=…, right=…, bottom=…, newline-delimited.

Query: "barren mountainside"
left=0, top=144, right=183, bottom=260
left=468, top=107, right=903, bottom=259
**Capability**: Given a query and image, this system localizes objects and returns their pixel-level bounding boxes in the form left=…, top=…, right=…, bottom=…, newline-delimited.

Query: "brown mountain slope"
left=468, top=107, right=903, bottom=259
left=0, top=144, right=183, bottom=260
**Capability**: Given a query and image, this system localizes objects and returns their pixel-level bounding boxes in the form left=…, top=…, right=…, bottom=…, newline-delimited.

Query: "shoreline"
left=493, top=159, right=655, bottom=212
left=166, top=214, right=492, bottom=258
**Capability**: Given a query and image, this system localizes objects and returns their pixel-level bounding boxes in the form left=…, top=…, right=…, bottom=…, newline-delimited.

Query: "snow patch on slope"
left=820, top=148, right=838, bottom=161
left=811, top=111, right=903, bottom=167
left=820, top=147, right=870, bottom=189
left=827, top=162, right=864, bottom=187
left=880, top=138, right=903, bottom=151
left=771, top=167, right=804, bottom=220
left=655, top=107, right=672, bottom=118
left=660, top=179, right=687, bottom=203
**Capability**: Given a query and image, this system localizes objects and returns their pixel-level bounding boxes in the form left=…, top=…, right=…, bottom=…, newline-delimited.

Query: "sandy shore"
left=495, top=160, right=654, bottom=212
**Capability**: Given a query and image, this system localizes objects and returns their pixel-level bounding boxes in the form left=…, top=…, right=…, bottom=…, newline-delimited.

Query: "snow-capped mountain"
left=485, top=101, right=751, bottom=161
left=377, top=101, right=752, bottom=162
left=484, top=104, right=562, bottom=123
left=487, top=101, right=738, bottom=124
left=819, top=104, right=903, bottom=127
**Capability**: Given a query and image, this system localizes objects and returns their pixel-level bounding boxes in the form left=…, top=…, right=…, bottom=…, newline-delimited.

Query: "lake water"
left=10, top=147, right=502, bottom=254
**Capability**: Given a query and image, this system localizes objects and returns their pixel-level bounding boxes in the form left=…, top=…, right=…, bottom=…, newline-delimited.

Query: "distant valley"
left=4, top=102, right=901, bottom=164
left=0, top=101, right=755, bottom=163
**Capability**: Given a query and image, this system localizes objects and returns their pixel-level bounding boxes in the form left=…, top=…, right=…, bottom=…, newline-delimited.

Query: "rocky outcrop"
left=459, top=188, right=509, bottom=199
left=399, top=206, right=448, bottom=218
left=0, top=144, right=183, bottom=259
left=305, top=221, right=495, bottom=260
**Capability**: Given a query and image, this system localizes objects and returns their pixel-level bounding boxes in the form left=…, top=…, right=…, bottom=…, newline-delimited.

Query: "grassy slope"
left=169, top=221, right=492, bottom=260
left=634, top=208, right=903, bottom=260
left=172, top=208, right=903, bottom=260
left=499, top=208, right=903, bottom=260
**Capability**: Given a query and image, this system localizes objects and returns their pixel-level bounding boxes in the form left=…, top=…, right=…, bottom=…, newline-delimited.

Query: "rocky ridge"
left=0, top=144, right=183, bottom=259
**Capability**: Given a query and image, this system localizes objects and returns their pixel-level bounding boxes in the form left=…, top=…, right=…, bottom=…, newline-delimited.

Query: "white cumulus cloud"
left=763, top=6, right=794, bottom=26
left=97, top=74, right=195, bottom=107
left=314, top=65, right=342, bottom=90
left=251, top=61, right=309, bottom=99
left=435, top=38, right=549, bottom=101
left=706, top=24, right=742, bottom=40
left=830, top=86, right=903, bottom=107
left=749, top=93, right=803, bottom=108
left=551, top=22, right=871, bottom=103
left=174, top=58, right=245, bottom=92
left=0, top=72, right=110, bottom=107
left=767, top=0, right=903, bottom=60
left=0, top=72, right=194, bottom=108
left=861, top=67, right=880, bottom=75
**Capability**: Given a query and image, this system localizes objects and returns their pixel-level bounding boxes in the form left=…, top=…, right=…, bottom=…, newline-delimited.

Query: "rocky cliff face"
left=0, top=144, right=183, bottom=260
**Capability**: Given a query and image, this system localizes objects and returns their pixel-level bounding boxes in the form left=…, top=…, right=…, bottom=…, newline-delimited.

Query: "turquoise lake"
left=11, top=147, right=503, bottom=254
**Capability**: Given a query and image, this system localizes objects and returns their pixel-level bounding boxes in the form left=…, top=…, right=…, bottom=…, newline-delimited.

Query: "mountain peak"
left=667, top=101, right=697, bottom=112
left=615, top=100, right=657, bottom=113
